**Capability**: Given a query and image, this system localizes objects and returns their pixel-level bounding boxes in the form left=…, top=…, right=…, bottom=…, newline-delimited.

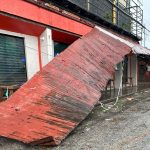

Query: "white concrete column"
left=25, top=36, right=39, bottom=80
left=128, top=55, right=131, bottom=81
left=128, top=55, right=138, bottom=86
left=115, top=62, right=123, bottom=89
left=40, top=28, right=54, bottom=67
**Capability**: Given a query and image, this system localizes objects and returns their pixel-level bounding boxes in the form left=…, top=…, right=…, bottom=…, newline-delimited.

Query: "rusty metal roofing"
left=0, top=27, right=136, bottom=146
left=132, top=45, right=150, bottom=55
left=96, top=26, right=150, bottom=55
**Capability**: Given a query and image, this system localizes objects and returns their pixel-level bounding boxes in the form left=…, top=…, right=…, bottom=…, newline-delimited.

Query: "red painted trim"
left=0, top=0, right=92, bottom=36
left=52, top=30, right=79, bottom=44
left=38, top=37, right=42, bottom=70
left=26, top=0, right=94, bottom=28
left=0, top=14, right=45, bottom=36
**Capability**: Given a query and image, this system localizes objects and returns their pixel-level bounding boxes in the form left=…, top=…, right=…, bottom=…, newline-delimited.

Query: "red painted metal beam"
left=52, top=30, right=79, bottom=44
left=0, top=14, right=45, bottom=36
left=0, top=28, right=131, bottom=146
left=0, top=0, right=92, bottom=36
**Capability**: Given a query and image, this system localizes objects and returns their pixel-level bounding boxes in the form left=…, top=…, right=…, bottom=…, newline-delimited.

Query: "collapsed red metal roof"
left=0, top=27, right=131, bottom=146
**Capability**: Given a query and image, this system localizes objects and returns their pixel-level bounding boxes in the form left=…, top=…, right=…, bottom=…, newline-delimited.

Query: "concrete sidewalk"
left=0, top=89, right=150, bottom=150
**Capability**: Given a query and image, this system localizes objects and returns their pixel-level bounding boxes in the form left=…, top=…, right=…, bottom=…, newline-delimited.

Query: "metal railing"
left=67, top=0, right=144, bottom=39
left=141, top=27, right=150, bottom=48
left=27, top=0, right=145, bottom=39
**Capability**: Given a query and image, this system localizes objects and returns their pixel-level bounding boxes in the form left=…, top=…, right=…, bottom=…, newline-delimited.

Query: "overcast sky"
left=143, top=0, right=150, bottom=48
left=143, top=0, right=150, bottom=26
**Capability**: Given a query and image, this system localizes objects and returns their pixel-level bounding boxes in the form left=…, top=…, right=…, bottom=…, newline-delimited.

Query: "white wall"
left=0, top=29, right=39, bottom=80
left=40, top=28, right=54, bottom=67
left=25, top=35, right=39, bottom=79
left=128, top=55, right=138, bottom=86
left=115, top=62, right=123, bottom=89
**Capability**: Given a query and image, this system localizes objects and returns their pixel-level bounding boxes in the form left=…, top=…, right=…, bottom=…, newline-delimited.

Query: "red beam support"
left=0, top=0, right=92, bottom=36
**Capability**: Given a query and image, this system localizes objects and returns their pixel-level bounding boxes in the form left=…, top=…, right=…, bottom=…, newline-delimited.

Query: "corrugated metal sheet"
left=132, top=45, right=150, bottom=55
left=0, top=27, right=134, bottom=146
left=96, top=26, right=150, bottom=55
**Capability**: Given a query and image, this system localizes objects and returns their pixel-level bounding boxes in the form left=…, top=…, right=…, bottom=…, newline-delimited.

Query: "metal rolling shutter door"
left=0, top=34, right=27, bottom=85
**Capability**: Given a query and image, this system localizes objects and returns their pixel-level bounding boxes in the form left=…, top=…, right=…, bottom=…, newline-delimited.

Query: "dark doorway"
left=138, top=55, right=150, bottom=82
left=54, top=42, right=69, bottom=57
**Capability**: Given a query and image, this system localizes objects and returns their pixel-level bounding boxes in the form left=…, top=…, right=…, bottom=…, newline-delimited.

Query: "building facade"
left=0, top=0, right=150, bottom=146
left=0, top=0, right=149, bottom=89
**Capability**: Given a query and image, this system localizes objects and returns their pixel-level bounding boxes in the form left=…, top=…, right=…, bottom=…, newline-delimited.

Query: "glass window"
left=54, top=42, right=69, bottom=57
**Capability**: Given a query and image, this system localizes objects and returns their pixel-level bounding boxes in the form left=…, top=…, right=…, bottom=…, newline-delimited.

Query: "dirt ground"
left=0, top=88, right=150, bottom=150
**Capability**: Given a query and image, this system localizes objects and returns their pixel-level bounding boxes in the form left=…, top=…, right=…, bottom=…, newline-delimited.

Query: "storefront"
left=0, top=34, right=27, bottom=86
left=138, top=55, right=150, bottom=82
